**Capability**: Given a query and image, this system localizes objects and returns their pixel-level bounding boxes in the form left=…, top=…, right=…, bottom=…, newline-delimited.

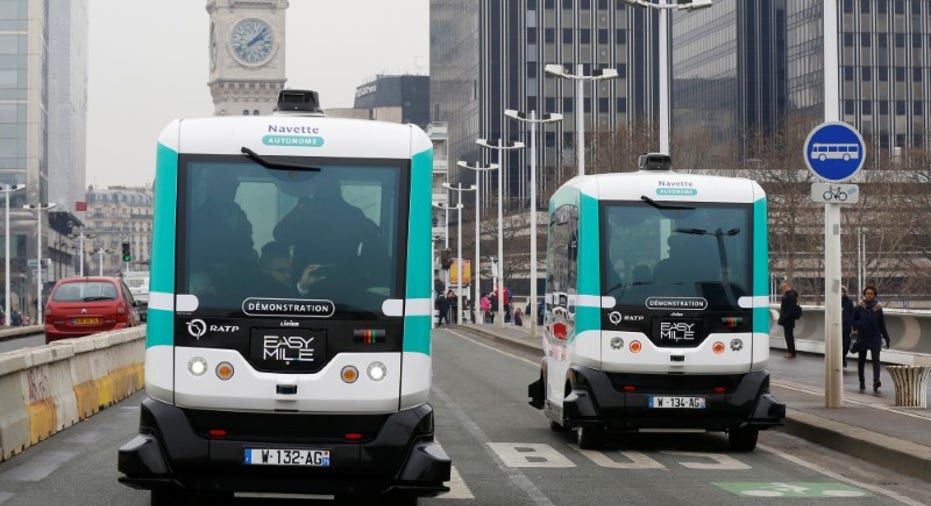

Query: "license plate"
left=244, top=448, right=331, bottom=467
left=649, top=396, right=706, bottom=409
left=72, top=317, right=100, bottom=325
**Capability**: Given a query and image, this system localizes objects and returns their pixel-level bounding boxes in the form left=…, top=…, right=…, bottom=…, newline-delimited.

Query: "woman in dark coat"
left=851, top=285, right=891, bottom=393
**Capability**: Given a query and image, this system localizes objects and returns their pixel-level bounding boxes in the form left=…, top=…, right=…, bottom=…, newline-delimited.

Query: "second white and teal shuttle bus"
left=529, top=154, right=785, bottom=451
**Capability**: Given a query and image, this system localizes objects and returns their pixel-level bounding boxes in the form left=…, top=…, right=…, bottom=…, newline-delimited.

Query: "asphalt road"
left=0, top=334, right=44, bottom=354
left=0, top=328, right=929, bottom=505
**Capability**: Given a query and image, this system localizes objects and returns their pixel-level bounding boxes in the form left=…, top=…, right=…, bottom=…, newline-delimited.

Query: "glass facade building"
left=352, top=75, right=430, bottom=129
left=430, top=0, right=662, bottom=210
left=672, top=0, right=787, bottom=164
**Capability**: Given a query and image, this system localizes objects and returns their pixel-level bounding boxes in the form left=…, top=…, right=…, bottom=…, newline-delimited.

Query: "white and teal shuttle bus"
left=528, top=154, right=784, bottom=451
left=119, top=91, right=449, bottom=504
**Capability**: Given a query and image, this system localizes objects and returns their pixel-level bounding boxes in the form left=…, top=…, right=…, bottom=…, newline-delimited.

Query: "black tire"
left=150, top=487, right=185, bottom=506
left=576, top=426, right=603, bottom=450
left=550, top=420, right=570, bottom=433
left=728, top=426, right=759, bottom=452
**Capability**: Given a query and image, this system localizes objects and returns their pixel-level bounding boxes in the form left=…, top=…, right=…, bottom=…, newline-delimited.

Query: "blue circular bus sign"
left=803, top=121, right=865, bottom=182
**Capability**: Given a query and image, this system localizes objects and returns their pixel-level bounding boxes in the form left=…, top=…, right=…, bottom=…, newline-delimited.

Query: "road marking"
left=432, top=386, right=556, bottom=506
left=445, top=329, right=538, bottom=367
left=759, top=443, right=925, bottom=506
left=774, top=381, right=931, bottom=422
left=438, top=465, right=475, bottom=500
left=64, top=430, right=107, bottom=445
left=660, top=451, right=752, bottom=470
left=0, top=451, right=79, bottom=482
left=0, top=492, right=14, bottom=504
left=573, top=448, right=665, bottom=469
left=714, top=482, right=869, bottom=498
left=487, top=443, right=575, bottom=468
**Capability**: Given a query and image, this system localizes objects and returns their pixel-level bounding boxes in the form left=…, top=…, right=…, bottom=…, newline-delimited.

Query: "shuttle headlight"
left=730, top=339, right=744, bottom=352
left=367, top=362, right=387, bottom=382
left=188, top=357, right=208, bottom=377
left=341, top=365, right=359, bottom=384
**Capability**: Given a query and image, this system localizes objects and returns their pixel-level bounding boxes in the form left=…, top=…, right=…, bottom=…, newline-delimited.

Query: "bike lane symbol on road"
left=713, top=482, right=870, bottom=498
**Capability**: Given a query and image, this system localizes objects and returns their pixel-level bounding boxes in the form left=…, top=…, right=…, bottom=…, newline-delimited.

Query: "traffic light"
left=122, top=242, right=131, bottom=262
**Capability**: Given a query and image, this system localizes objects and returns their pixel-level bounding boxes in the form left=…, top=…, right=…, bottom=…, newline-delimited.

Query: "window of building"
left=879, top=100, right=889, bottom=115
left=563, top=28, right=573, bottom=43
left=844, top=100, right=855, bottom=115
left=616, top=63, right=627, bottom=79
left=862, top=100, right=872, bottom=115
left=878, top=0, right=888, bottom=13
left=580, top=29, right=591, bottom=44
left=584, top=97, right=591, bottom=113
left=860, top=33, right=871, bottom=47
left=896, top=134, right=906, bottom=146
left=894, top=0, right=904, bottom=14
left=616, top=29, right=627, bottom=44
left=545, top=132, right=556, bottom=147
left=528, top=0, right=537, bottom=9
left=860, top=0, right=869, bottom=13
left=878, top=66, right=888, bottom=81
left=861, top=67, right=871, bottom=81
left=843, top=0, right=853, bottom=13
left=545, top=0, right=554, bottom=9
left=528, top=27, right=537, bottom=40
left=545, top=97, right=556, bottom=111
left=563, top=97, right=573, bottom=113
left=878, top=33, right=888, bottom=47
left=528, top=96, right=538, bottom=111
left=527, top=61, right=538, bottom=76
left=563, top=132, right=574, bottom=146
left=242, top=109, right=250, bottom=115
left=581, top=0, right=590, bottom=8
left=843, top=66, right=854, bottom=81
left=599, top=97, right=609, bottom=113
left=598, top=29, right=609, bottom=45
left=915, top=101, right=923, bottom=116
left=895, top=66, right=905, bottom=81
left=545, top=28, right=555, bottom=43
left=563, top=0, right=572, bottom=8
left=895, top=33, right=904, bottom=47
left=616, top=97, right=627, bottom=113
left=914, top=67, right=923, bottom=82
left=843, top=33, right=853, bottom=47
left=896, top=100, right=906, bottom=115
left=913, top=33, right=922, bottom=48
left=599, top=0, right=608, bottom=9
left=912, top=0, right=921, bottom=14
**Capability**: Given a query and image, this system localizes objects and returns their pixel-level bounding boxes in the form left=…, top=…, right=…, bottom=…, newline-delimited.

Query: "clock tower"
left=206, top=0, right=288, bottom=116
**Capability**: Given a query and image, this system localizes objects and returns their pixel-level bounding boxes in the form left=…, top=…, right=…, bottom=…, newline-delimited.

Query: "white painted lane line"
left=0, top=451, right=79, bottom=482
left=437, top=465, right=475, bottom=500
left=432, top=386, right=556, bottom=506
left=445, top=329, right=538, bottom=367
left=758, top=443, right=925, bottom=506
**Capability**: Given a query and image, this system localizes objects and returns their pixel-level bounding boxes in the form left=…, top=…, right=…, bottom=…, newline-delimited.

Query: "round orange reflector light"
left=341, top=365, right=359, bottom=383
left=713, top=341, right=726, bottom=354
left=215, top=362, right=234, bottom=381
left=630, top=340, right=642, bottom=353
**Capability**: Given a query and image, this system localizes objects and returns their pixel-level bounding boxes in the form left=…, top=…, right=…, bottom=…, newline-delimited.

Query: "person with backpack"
left=778, top=281, right=801, bottom=359
left=852, top=285, right=891, bottom=394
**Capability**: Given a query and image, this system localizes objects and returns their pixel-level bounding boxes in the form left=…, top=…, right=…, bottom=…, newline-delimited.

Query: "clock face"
left=230, top=18, right=274, bottom=65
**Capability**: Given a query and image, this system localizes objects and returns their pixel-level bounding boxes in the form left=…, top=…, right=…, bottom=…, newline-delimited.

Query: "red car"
left=44, top=276, right=141, bottom=344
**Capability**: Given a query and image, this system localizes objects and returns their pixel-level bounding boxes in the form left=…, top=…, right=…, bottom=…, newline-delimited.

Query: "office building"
left=430, top=0, right=663, bottom=210
left=352, top=74, right=430, bottom=129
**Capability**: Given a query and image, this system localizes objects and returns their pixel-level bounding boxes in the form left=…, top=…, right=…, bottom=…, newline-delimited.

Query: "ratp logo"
left=186, top=319, right=207, bottom=340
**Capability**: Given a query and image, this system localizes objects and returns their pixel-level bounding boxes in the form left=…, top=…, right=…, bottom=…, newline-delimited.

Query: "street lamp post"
left=543, top=65, right=618, bottom=176
left=476, top=138, right=525, bottom=328
left=443, top=182, right=476, bottom=325
left=505, top=109, right=563, bottom=336
left=622, top=0, right=713, bottom=154
left=2, top=184, right=25, bottom=326
left=457, top=161, right=499, bottom=323
left=23, top=202, right=56, bottom=325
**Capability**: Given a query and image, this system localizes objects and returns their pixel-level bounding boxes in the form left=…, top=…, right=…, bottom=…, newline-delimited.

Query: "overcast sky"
left=86, top=0, right=429, bottom=188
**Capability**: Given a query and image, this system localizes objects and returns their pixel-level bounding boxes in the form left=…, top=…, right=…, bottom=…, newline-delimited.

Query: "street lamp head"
left=1, top=184, right=25, bottom=193
left=543, top=112, right=564, bottom=122
left=677, top=0, right=713, bottom=11
left=504, top=109, right=523, bottom=120
left=544, top=63, right=568, bottom=77
left=592, top=68, right=619, bottom=80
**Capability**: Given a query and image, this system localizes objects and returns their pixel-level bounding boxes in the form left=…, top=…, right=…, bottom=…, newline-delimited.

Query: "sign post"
left=804, top=119, right=865, bottom=408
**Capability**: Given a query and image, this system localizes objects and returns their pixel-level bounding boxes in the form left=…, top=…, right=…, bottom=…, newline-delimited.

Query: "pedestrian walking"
left=513, top=307, right=523, bottom=327
left=778, top=281, right=801, bottom=358
left=841, top=286, right=854, bottom=368
left=851, top=285, right=891, bottom=394
left=435, top=293, right=449, bottom=326
left=480, top=295, right=491, bottom=323
left=445, top=290, right=458, bottom=324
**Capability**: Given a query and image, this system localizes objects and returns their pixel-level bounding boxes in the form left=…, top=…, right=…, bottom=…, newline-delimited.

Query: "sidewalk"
left=450, top=322, right=931, bottom=482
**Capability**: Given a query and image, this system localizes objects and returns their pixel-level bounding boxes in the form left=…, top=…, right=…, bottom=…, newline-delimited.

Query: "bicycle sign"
left=811, top=182, right=859, bottom=204
left=804, top=121, right=865, bottom=182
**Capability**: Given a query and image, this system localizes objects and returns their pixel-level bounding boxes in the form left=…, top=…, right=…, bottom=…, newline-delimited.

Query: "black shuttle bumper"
left=551, top=367, right=785, bottom=431
left=118, top=397, right=451, bottom=497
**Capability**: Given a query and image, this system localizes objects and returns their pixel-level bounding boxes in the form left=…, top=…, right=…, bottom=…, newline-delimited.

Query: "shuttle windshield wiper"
left=241, top=147, right=321, bottom=171
left=640, top=195, right=694, bottom=210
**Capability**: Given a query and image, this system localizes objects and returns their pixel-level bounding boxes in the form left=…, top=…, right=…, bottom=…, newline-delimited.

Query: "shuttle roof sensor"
left=638, top=153, right=672, bottom=171
left=275, top=89, right=324, bottom=115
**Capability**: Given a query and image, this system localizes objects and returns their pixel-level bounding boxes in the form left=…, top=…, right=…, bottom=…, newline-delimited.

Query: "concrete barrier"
left=0, top=326, right=145, bottom=462
left=770, top=305, right=931, bottom=364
